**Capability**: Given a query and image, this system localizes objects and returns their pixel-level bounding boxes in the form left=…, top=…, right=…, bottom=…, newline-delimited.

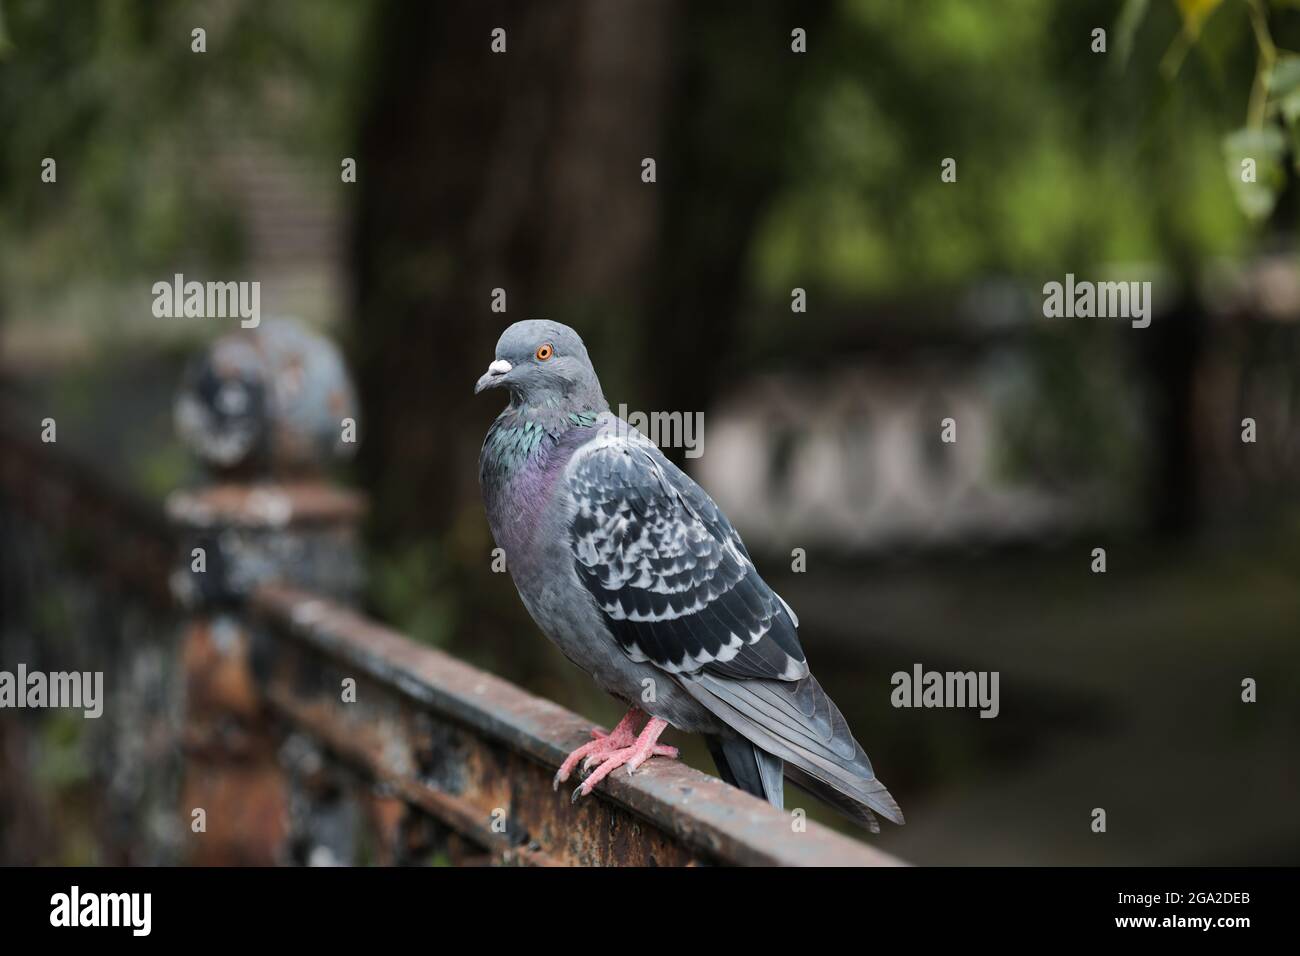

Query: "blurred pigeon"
left=476, top=320, right=902, bottom=831
left=176, top=317, right=358, bottom=476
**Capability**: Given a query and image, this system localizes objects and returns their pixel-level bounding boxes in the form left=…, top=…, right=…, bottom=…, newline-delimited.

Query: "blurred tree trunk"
left=640, top=1, right=831, bottom=464
left=1138, top=292, right=1205, bottom=536
left=349, top=1, right=675, bottom=667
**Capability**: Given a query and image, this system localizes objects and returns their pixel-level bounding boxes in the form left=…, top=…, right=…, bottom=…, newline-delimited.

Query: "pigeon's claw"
left=570, top=717, right=678, bottom=799
left=552, top=706, right=644, bottom=791
left=626, top=741, right=679, bottom=775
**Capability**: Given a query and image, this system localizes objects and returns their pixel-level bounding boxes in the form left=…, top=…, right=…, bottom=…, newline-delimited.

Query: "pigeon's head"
left=474, top=319, right=607, bottom=411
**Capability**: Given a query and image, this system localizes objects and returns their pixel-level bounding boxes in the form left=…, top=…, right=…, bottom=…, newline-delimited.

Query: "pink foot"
left=552, top=707, right=642, bottom=791
left=570, top=716, right=679, bottom=802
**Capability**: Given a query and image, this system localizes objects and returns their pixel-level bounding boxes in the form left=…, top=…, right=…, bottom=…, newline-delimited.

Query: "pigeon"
left=476, top=319, right=902, bottom=832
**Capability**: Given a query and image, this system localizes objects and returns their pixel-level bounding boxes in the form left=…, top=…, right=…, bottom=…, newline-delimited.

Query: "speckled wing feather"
left=568, top=429, right=808, bottom=682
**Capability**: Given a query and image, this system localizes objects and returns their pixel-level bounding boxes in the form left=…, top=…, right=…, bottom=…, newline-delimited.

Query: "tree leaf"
left=1114, top=0, right=1150, bottom=70
left=1269, top=56, right=1300, bottom=98
left=1223, top=126, right=1287, bottom=221
left=1176, top=0, right=1226, bottom=39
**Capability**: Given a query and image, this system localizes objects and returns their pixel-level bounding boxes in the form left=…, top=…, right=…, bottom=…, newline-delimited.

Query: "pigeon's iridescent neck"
left=480, top=406, right=600, bottom=557
left=480, top=404, right=599, bottom=483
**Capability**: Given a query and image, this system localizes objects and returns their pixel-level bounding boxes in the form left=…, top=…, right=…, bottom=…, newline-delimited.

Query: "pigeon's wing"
left=567, top=430, right=808, bottom=682
left=567, top=428, right=902, bottom=829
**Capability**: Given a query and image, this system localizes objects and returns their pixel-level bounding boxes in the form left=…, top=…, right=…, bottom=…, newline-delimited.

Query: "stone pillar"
left=166, top=319, right=364, bottom=864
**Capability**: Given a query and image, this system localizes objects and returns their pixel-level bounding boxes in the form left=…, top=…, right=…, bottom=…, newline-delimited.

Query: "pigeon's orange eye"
left=535, top=343, right=554, bottom=361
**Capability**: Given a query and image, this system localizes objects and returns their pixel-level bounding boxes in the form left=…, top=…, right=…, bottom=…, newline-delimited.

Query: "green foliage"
left=34, top=711, right=92, bottom=790
left=131, top=443, right=192, bottom=501
left=1145, top=0, right=1300, bottom=222
left=368, top=541, right=456, bottom=648
left=0, top=2, right=13, bottom=59
left=997, top=329, right=1145, bottom=500
left=0, top=0, right=364, bottom=305
left=1224, top=125, right=1286, bottom=218
left=748, top=0, right=1257, bottom=309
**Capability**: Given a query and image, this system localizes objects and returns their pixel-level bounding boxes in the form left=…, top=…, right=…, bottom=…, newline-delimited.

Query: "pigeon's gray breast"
left=484, top=418, right=726, bottom=733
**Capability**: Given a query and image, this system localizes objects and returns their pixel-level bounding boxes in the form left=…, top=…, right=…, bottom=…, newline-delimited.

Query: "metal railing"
left=161, top=476, right=898, bottom=866
left=250, top=582, right=899, bottom=866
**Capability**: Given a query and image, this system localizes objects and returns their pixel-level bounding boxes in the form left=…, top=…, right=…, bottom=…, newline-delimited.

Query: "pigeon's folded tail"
left=686, top=673, right=904, bottom=832
left=705, top=736, right=785, bottom=809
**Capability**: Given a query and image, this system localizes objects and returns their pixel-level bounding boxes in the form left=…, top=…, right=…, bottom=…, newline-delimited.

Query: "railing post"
left=165, top=319, right=363, bottom=865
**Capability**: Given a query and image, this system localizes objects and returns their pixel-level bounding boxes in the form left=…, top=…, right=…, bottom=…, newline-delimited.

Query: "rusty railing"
left=162, top=476, right=900, bottom=866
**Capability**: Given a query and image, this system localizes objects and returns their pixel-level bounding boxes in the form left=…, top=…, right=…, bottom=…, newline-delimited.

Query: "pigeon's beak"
left=474, top=359, right=513, bottom=395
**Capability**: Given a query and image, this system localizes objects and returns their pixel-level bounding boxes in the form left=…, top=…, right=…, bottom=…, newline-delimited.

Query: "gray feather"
left=706, top=736, right=785, bottom=809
